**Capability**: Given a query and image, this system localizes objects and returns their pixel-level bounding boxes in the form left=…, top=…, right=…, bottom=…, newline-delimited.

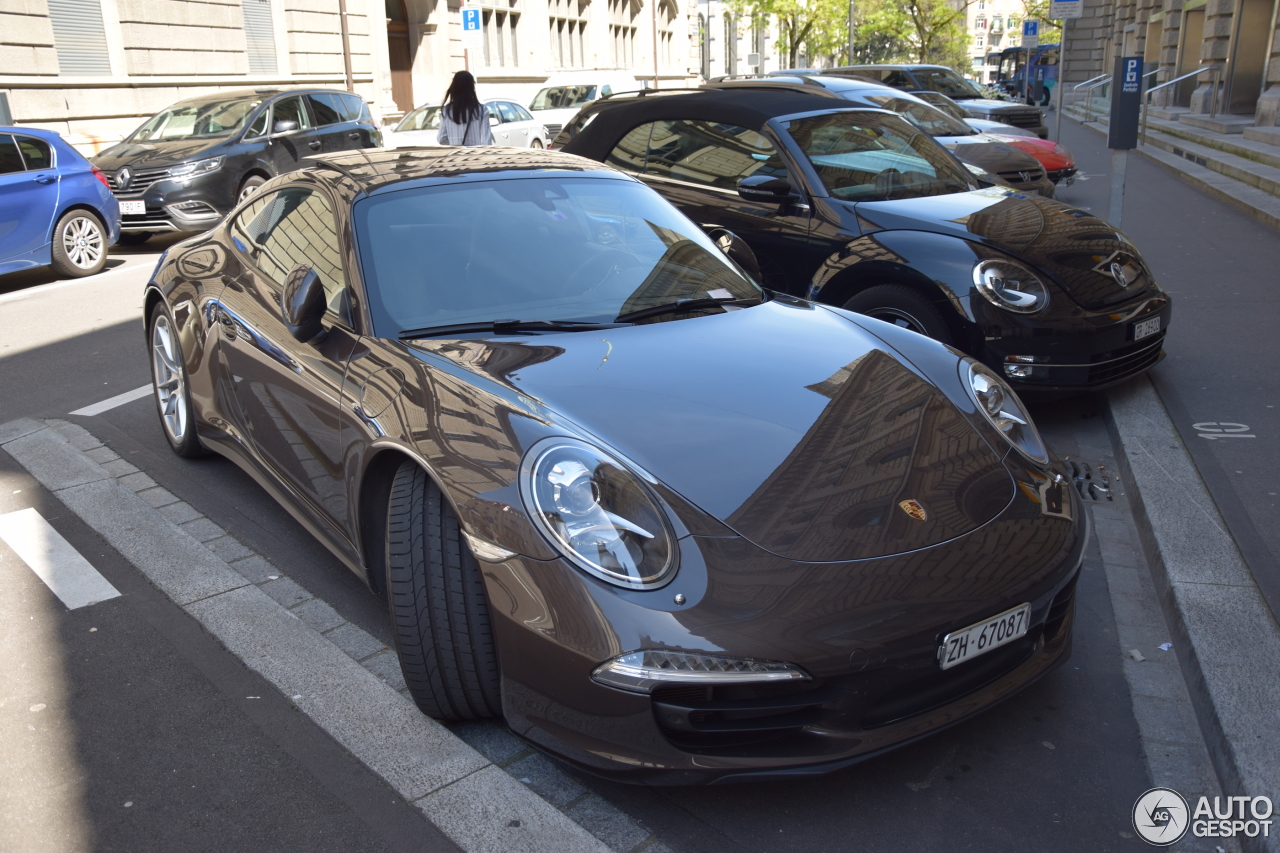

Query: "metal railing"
left=1140, top=65, right=1222, bottom=145
left=1069, top=73, right=1110, bottom=120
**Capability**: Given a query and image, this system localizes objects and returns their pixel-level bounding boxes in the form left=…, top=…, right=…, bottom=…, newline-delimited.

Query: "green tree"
left=899, top=0, right=975, bottom=66
left=1019, top=0, right=1062, bottom=43
left=850, top=0, right=915, bottom=64
left=726, top=0, right=850, bottom=69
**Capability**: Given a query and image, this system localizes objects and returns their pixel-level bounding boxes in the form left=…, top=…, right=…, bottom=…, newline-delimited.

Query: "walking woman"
left=436, top=70, right=494, bottom=147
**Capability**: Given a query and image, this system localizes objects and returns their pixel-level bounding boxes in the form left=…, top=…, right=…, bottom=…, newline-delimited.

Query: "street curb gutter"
left=1106, top=378, right=1280, bottom=853
left=0, top=417, right=611, bottom=853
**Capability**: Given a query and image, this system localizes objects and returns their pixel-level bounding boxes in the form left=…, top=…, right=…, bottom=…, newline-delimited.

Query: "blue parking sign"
left=462, top=7, right=481, bottom=31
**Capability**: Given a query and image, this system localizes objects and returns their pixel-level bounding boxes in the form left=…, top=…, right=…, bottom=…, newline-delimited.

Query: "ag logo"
left=1133, top=787, right=1189, bottom=845
left=898, top=499, right=928, bottom=522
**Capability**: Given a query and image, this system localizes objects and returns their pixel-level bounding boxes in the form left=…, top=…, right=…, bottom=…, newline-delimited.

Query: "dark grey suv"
left=92, top=88, right=381, bottom=242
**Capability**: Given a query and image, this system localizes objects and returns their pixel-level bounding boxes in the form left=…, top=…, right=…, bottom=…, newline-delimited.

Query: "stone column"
left=1189, top=0, right=1231, bottom=111
left=1152, top=0, right=1182, bottom=105
left=1255, top=0, right=1280, bottom=124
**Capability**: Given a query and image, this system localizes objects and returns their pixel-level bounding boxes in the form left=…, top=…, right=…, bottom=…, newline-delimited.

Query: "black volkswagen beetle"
left=146, top=147, right=1083, bottom=784
left=557, top=87, right=1171, bottom=392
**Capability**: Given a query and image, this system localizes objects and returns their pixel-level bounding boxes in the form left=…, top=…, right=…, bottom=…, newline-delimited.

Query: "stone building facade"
left=1058, top=0, right=1280, bottom=126
left=965, top=0, right=1029, bottom=83
left=0, top=0, right=740, bottom=153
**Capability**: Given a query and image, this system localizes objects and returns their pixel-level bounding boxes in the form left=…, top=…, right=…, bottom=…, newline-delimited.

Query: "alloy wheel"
left=239, top=183, right=259, bottom=202
left=61, top=216, right=104, bottom=269
left=151, top=314, right=187, bottom=444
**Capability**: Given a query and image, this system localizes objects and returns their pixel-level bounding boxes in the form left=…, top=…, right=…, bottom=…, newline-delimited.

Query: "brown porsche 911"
left=145, top=147, right=1084, bottom=784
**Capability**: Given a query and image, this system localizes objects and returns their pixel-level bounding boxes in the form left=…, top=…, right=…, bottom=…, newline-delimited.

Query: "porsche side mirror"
left=272, top=119, right=299, bottom=136
left=281, top=265, right=326, bottom=341
left=737, top=174, right=794, bottom=203
left=704, top=227, right=762, bottom=282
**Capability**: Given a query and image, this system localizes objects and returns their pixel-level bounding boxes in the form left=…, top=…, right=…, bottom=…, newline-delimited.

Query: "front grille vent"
left=1001, top=112, right=1043, bottom=129
left=106, top=166, right=173, bottom=198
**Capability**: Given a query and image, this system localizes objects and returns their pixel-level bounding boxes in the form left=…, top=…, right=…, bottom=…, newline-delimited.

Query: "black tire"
left=238, top=174, right=267, bottom=203
left=843, top=284, right=953, bottom=344
left=147, top=301, right=207, bottom=458
left=386, top=460, right=501, bottom=721
left=530, top=138, right=545, bottom=149
left=50, top=210, right=107, bottom=277
left=117, top=232, right=153, bottom=246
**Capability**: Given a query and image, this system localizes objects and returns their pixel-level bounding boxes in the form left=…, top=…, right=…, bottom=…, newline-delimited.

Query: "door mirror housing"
left=281, top=265, right=326, bottom=341
left=489, top=115, right=500, bottom=127
left=272, top=119, right=299, bottom=136
left=737, top=174, right=795, bottom=203
left=704, top=227, right=762, bottom=283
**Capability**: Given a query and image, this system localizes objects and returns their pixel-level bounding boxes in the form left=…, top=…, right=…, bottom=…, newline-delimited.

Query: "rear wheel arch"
left=48, top=203, right=106, bottom=244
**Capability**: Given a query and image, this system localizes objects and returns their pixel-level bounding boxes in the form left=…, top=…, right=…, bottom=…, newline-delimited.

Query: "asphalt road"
left=1051, top=118, right=1280, bottom=620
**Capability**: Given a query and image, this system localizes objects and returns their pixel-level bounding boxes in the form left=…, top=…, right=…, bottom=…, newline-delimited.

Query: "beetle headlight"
left=520, top=438, right=676, bottom=589
left=973, top=258, right=1048, bottom=314
left=963, top=360, right=1049, bottom=465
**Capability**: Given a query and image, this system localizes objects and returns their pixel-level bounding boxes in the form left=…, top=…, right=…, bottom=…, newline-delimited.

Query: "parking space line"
left=0, top=507, right=121, bottom=610
left=70, top=384, right=152, bottom=417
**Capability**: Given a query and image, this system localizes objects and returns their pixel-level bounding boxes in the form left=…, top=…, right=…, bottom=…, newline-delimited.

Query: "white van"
left=528, top=72, right=642, bottom=142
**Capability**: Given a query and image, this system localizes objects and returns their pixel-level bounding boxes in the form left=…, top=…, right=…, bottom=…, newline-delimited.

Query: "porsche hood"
left=854, top=188, right=1156, bottom=310
left=411, top=300, right=1014, bottom=563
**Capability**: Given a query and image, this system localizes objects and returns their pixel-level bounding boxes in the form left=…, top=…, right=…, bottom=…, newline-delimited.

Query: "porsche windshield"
left=784, top=112, right=974, bottom=201
left=131, top=98, right=261, bottom=141
left=354, top=176, right=762, bottom=336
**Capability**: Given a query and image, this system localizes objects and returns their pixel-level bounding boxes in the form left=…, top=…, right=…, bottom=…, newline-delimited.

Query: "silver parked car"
left=383, top=99, right=550, bottom=149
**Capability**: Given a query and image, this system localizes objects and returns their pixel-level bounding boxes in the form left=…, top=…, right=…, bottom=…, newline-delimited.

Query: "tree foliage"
left=1019, top=0, right=1063, bottom=43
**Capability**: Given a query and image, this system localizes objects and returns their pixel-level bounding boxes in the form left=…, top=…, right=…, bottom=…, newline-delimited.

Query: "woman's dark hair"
left=443, top=71, right=482, bottom=123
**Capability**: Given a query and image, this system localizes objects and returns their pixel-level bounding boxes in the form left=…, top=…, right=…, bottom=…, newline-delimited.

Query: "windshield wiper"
left=398, top=319, right=628, bottom=340
left=614, top=296, right=762, bottom=324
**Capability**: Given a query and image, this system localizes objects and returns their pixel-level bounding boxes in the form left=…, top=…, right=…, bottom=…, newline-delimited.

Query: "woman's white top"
left=437, top=106, right=495, bottom=147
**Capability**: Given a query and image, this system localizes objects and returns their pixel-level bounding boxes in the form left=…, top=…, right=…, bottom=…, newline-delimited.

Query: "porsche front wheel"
left=385, top=460, right=501, bottom=721
left=148, top=301, right=206, bottom=458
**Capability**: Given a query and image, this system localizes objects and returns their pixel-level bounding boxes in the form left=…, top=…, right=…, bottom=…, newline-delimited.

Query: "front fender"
left=807, top=229, right=984, bottom=326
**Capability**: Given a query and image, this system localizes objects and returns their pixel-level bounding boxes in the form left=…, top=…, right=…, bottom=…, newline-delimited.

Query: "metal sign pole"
left=1055, top=18, right=1071, bottom=141
left=848, top=0, right=856, bottom=64
left=1109, top=149, right=1127, bottom=224
left=1107, top=56, right=1143, bottom=227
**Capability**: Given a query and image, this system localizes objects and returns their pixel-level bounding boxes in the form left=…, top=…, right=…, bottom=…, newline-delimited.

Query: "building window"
left=549, top=0, right=586, bottom=68
left=608, top=0, right=636, bottom=69
left=975, top=34, right=983, bottom=47
left=723, top=12, right=736, bottom=74
left=750, top=13, right=766, bottom=70
left=243, top=0, right=278, bottom=74
left=657, top=0, right=676, bottom=70
left=1008, top=16, right=1019, bottom=31
left=483, top=2, right=520, bottom=67
left=974, top=15, right=986, bottom=29
left=698, top=12, right=710, bottom=79
left=991, top=16, right=1003, bottom=31
left=46, top=0, right=112, bottom=75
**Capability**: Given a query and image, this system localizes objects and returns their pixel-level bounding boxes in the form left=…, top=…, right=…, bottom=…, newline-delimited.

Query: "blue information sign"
left=1121, top=57, right=1141, bottom=94
left=461, top=7, right=481, bottom=31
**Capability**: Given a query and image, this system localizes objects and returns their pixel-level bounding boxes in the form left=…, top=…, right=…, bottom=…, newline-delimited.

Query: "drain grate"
left=1066, top=459, right=1112, bottom=502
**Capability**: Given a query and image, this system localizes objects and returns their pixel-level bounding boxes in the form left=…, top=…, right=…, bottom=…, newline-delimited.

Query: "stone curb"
left=0, top=417, right=629, bottom=853
left=1106, top=379, right=1280, bottom=853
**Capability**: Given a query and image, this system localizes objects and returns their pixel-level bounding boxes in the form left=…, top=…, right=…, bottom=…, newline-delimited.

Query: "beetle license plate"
left=1133, top=316, right=1161, bottom=341
left=119, top=200, right=146, bottom=216
left=938, top=603, right=1030, bottom=670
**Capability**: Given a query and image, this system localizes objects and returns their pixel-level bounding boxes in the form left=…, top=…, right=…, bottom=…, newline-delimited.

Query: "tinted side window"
left=513, top=104, right=534, bottom=122
left=340, top=94, right=367, bottom=121
left=0, top=135, right=24, bottom=174
left=15, top=136, right=53, bottom=170
left=497, top=102, right=520, bottom=122
left=272, top=96, right=310, bottom=130
left=605, top=122, right=653, bottom=173
left=881, top=70, right=913, bottom=88
left=231, top=187, right=347, bottom=316
left=642, top=120, right=787, bottom=190
left=246, top=108, right=270, bottom=139
left=307, top=94, right=342, bottom=126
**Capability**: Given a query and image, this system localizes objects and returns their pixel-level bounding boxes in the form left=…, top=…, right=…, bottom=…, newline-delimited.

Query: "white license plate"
left=119, top=200, right=146, bottom=216
left=938, top=603, right=1030, bottom=670
left=1133, top=316, right=1161, bottom=341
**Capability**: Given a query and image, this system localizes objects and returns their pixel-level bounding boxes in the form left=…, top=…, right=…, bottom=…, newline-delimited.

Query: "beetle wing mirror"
left=272, top=119, right=299, bottom=136
left=704, top=227, right=761, bottom=283
left=737, top=174, right=795, bottom=203
left=281, top=265, right=326, bottom=341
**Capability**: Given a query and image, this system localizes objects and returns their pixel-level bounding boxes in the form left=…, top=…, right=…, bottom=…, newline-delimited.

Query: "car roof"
left=307, top=147, right=621, bottom=194
left=0, top=125, right=64, bottom=140
left=589, top=87, right=856, bottom=130
left=710, top=75, right=910, bottom=98
left=165, top=87, right=354, bottom=107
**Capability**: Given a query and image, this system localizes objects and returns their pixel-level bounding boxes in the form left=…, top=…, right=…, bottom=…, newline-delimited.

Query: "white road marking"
left=0, top=508, right=121, bottom=610
left=69, top=384, right=152, bottom=416
left=0, top=262, right=151, bottom=305
left=1192, top=421, right=1256, bottom=439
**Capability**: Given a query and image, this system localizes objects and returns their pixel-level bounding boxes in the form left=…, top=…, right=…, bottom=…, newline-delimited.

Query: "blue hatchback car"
left=0, top=127, right=120, bottom=278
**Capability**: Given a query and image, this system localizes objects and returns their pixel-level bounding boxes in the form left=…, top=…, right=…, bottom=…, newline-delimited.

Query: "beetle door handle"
left=308, top=140, right=322, bottom=150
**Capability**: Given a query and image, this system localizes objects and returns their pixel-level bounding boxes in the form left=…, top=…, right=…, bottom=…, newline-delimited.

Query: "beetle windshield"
left=396, top=106, right=442, bottom=131
left=784, top=112, right=974, bottom=201
left=131, top=98, right=262, bottom=141
left=531, top=86, right=598, bottom=111
left=354, top=176, right=763, bottom=337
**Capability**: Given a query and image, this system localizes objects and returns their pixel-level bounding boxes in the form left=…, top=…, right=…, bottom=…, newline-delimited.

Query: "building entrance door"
left=386, top=0, right=414, bottom=114
left=1175, top=7, right=1205, bottom=105
left=1225, top=0, right=1273, bottom=113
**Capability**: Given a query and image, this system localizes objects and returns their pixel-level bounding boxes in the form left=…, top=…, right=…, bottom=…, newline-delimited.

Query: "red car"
left=986, top=134, right=1077, bottom=186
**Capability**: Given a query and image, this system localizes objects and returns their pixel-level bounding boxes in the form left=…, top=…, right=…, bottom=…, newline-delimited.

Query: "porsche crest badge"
left=899, top=499, right=928, bottom=522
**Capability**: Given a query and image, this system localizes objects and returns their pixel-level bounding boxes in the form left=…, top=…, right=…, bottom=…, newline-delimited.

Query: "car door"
left=215, top=185, right=363, bottom=555
left=0, top=133, right=60, bottom=269
left=304, top=93, right=348, bottom=154
left=486, top=103, right=510, bottom=146
left=496, top=102, right=530, bottom=146
left=607, top=119, right=818, bottom=295
left=265, top=95, right=319, bottom=174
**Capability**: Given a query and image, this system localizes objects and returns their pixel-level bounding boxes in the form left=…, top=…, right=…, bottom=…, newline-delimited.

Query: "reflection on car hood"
left=936, top=135, right=1043, bottom=174
left=854, top=188, right=1154, bottom=309
left=409, top=300, right=1013, bottom=562
left=91, top=138, right=225, bottom=170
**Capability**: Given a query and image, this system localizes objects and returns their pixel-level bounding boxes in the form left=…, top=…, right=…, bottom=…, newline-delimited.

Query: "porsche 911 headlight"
left=963, top=360, right=1049, bottom=465
left=520, top=438, right=676, bottom=589
left=973, top=258, right=1048, bottom=314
